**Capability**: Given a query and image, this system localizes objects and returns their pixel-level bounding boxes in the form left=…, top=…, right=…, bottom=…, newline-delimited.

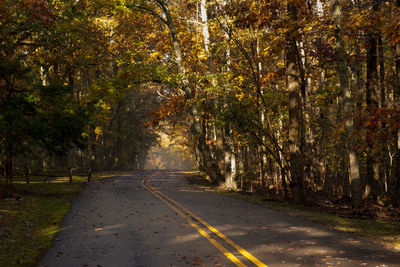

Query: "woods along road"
left=39, top=171, right=399, bottom=267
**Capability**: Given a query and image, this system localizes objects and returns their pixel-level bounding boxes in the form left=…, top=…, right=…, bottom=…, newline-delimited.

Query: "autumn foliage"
left=2, top=0, right=400, bottom=209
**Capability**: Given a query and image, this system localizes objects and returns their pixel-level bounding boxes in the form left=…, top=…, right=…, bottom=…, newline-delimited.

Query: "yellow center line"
left=144, top=174, right=268, bottom=267
left=141, top=175, right=246, bottom=267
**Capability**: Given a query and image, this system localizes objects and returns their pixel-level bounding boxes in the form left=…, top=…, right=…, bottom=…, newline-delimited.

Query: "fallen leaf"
left=192, top=257, right=203, bottom=266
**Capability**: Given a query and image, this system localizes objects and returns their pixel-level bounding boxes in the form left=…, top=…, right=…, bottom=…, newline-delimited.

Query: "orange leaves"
left=382, top=6, right=400, bottom=46
left=192, top=257, right=204, bottom=266
left=261, top=69, right=285, bottom=86
left=145, top=95, right=187, bottom=128
left=224, top=0, right=280, bottom=29
left=0, top=1, right=9, bottom=19
left=21, top=0, right=56, bottom=26
left=362, top=107, right=400, bottom=131
left=344, top=11, right=370, bottom=33
left=348, top=106, right=400, bottom=152
left=205, top=139, right=216, bottom=146
left=262, top=72, right=279, bottom=83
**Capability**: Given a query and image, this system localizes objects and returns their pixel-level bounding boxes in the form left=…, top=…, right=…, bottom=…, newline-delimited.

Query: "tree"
left=286, top=0, right=305, bottom=203
left=331, top=0, right=362, bottom=207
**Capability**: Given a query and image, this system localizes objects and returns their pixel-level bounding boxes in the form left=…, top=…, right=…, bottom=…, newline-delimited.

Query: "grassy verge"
left=0, top=171, right=123, bottom=267
left=0, top=183, right=84, bottom=267
left=219, top=191, right=400, bottom=250
left=11, top=170, right=130, bottom=184
left=90, top=171, right=131, bottom=181
left=184, top=171, right=400, bottom=251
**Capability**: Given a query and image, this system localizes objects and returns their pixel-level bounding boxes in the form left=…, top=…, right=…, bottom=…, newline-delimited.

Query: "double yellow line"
left=141, top=174, right=268, bottom=267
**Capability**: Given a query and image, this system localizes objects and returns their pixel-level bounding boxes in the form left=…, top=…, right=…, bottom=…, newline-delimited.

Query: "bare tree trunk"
left=331, top=0, right=362, bottom=208
left=225, top=18, right=237, bottom=190
left=365, top=0, right=381, bottom=200
left=255, top=37, right=269, bottom=190
left=378, top=36, right=385, bottom=107
left=200, top=0, right=226, bottom=184
left=378, top=34, right=390, bottom=196
left=393, top=0, right=400, bottom=204
left=200, top=0, right=210, bottom=53
left=286, top=0, right=305, bottom=203
left=5, top=149, right=13, bottom=185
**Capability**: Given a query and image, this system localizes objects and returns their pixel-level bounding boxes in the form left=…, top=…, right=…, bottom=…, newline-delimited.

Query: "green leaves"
left=35, top=83, right=89, bottom=154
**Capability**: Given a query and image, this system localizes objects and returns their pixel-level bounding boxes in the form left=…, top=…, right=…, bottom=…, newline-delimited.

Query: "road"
left=38, top=170, right=399, bottom=267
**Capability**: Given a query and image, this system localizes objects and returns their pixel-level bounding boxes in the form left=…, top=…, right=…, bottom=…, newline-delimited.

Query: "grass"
left=0, top=183, right=84, bottom=267
left=10, top=170, right=130, bottom=184
left=90, top=171, right=132, bottom=181
left=184, top=171, right=400, bottom=251
left=0, top=171, right=123, bottom=267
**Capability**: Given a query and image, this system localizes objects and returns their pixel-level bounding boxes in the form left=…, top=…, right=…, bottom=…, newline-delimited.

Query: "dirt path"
left=38, top=171, right=399, bottom=266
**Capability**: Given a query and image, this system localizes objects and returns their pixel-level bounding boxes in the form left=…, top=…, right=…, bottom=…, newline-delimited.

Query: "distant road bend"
left=39, top=171, right=400, bottom=267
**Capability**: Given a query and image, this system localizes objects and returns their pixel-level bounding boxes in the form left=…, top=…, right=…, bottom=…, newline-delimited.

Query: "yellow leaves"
left=100, top=100, right=111, bottom=111
left=304, top=25, right=313, bottom=32
left=231, top=75, right=245, bottom=89
left=327, top=36, right=336, bottom=46
left=94, top=16, right=117, bottom=31
left=235, top=91, right=245, bottom=100
left=34, top=47, right=44, bottom=54
left=94, top=126, right=102, bottom=135
left=197, top=53, right=208, bottom=61
left=147, top=32, right=157, bottom=39
left=94, top=126, right=102, bottom=140
left=150, top=51, right=162, bottom=60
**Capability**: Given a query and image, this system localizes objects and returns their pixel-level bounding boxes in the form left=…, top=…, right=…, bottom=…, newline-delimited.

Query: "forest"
left=1, top=0, right=400, bottom=210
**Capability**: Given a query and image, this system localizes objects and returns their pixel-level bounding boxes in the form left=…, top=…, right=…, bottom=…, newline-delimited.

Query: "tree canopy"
left=2, top=0, right=400, bottom=208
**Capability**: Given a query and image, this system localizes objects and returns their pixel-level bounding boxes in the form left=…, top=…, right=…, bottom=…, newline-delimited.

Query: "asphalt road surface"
left=38, top=170, right=399, bottom=267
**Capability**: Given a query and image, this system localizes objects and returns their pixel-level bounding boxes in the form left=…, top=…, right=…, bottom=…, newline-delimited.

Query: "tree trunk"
left=331, top=0, right=362, bottom=208
left=365, top=0, right=381, bottom=200
left=393, top=0, right=400, bottom=204
left=378, top=34, right=390, bottom=196
left=156, top=0, right=223, bottom=182
left=378, top=36, right=385, bottom=107
left=201, top=0, right=235, bottom=187
left=200, top=0, right=210, bottom=53
left=215, top=126, right=226, bottom=180
left=5, top=149, right=13, bottom=185
left=222, top=0, right=237, bottom=189
left=286, top=0, right=305, bottom=203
